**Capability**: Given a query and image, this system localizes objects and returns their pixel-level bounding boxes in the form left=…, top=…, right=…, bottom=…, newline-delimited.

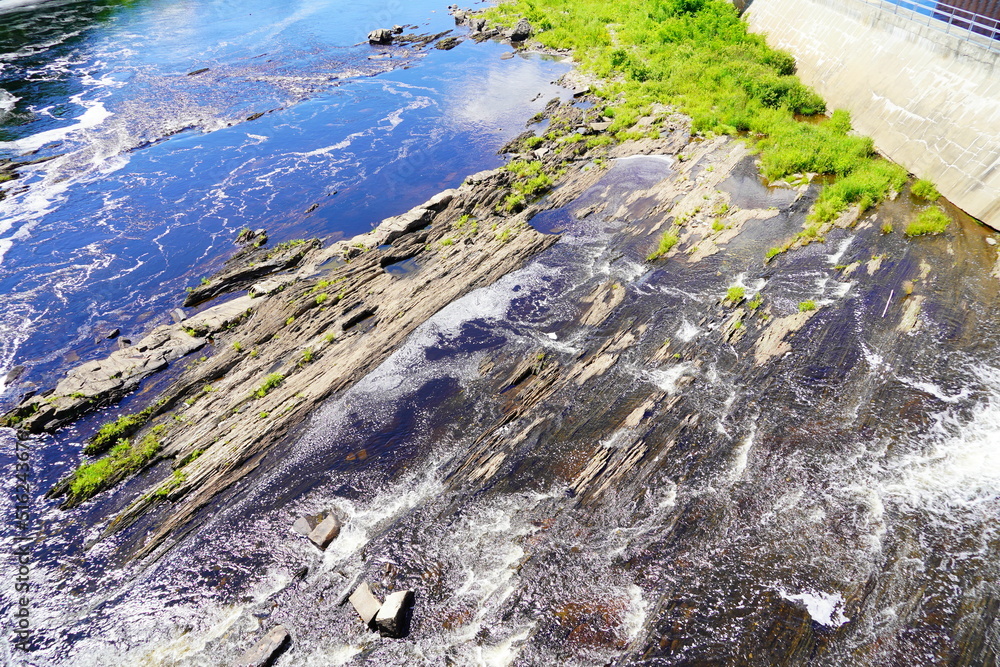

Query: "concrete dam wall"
left=745, top=0, right=1000, bottom=229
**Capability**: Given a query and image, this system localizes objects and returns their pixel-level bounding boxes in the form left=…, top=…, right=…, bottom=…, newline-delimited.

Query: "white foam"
left=0, top=88, right=17, bottom=115
left=0, top=95, right=112, bottom=153
left=827, top=235, right=853, bottom=265
left=779, top=589, right=849, bottom=627
left=645, top=362, right=694, bottom=394
left=675, top=319, right=701, bottom=343
left=729, top=428, right=755, bottom=481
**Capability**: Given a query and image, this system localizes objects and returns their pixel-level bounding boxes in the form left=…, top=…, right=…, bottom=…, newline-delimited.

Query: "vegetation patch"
left=905, top=207, right=950, bottom=237
left=253, top=373, right=285, bottom=399
left=486, top=0, right=908, bottom=237
left=86, top=406, right=157, bottom=455
left=798, top=300, right=817, bottom=312
left=911, top=178, right=940, bottom=202
left=647, top=230, right=680, bottom=260
left=69, top=426, right=165, bottom=502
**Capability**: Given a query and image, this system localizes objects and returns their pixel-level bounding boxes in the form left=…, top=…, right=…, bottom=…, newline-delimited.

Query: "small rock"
left=116, top=338, right=132, bottom=351
left=469, top=17, right=487, bottom=32
left=4, top=365, right=25, bottom=385
left=452, top=10, right=467, bottom=24
left=500, top=51, right=515, bottom=60
left=435, top=36, right=461, bottom=50
left=534, top=147, right=550, bottom=159
left=293, top=565, right=309, bottom=580
left=292, top=515, right=319, bottom=536
left=349, top=582, right=382, bottom=629
left=368, top=29, right=394, bottom=44
left=169, top=308, right=187, bottom=324
left=392, top=25, right=404, bottom=34
left=234, top=625, right=290, bottom=667
left=236, top=228, right=267, bottom=245
left=572, top=86, right=591, bottom=97
left=187, top=67, right=209, bottom=76
left=589, top=121, right=612, bottom=132
left=105, top=328, right=121, bottom=340
left=507, top=17, right=533, bottom=41
left=375, top=590, right=415, bottom=638
left=987, top=237, right=997, bottom=246
left=307, top=514, right=342, bottom=550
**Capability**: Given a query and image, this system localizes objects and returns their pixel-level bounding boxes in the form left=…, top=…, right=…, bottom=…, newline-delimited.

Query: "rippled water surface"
left=3, top=1, right=1000, bottom=666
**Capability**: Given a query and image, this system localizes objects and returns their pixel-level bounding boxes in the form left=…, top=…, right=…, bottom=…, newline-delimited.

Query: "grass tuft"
left=905, top=207, right=950, bottom=237
left=647, top=231, right=680, bottom=260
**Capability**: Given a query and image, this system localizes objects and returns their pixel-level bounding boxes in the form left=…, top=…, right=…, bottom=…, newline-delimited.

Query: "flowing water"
left=2, top=1, right=1000, bottom=666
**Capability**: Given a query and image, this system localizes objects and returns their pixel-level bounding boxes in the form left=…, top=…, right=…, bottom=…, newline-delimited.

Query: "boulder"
left=469, top=17, right=487, bottom=33
left=507, top=18, right=533, bottom=41
left=349, top=582, right=382, bottom=629
left=169, top=308, right=187, bottom=324
left=589, top=121, right=612, bottom=132
left=234, top=625, right=289, bottom=667
left=375, top=590, right=415, bottom=638
left=307, top=514, right=341, bottom=549
left=106, top=328, right=121, bottom=340
left=392, top=25, right=404, bottom=34
left=291, top=515, right=319, bottom=536
left=368, top=29, right=394, bottom=44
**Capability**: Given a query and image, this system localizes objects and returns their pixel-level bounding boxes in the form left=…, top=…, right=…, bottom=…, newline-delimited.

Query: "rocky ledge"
left=1, top=93, right=692, bottom=559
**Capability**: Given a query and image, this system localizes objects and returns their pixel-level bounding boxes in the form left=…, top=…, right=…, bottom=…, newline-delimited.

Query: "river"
left=2, top=1, right=1000, bottom=666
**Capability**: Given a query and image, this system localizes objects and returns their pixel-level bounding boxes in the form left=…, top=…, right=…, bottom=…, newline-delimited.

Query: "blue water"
left=0, top=0, right=570, bottom=406
left=0, top=0, right=571, bottom=662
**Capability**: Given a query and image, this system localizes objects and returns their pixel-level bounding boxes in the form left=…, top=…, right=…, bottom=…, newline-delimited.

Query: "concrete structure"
left=745, top=0, right=1000, bottom=229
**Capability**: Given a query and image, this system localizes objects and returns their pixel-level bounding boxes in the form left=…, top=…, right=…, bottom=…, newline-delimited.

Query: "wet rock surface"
left=6, top=79, right=1000, bottom=665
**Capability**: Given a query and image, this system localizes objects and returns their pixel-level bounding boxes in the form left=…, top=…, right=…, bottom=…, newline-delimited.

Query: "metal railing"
left=859, top=0, right=1000, bottom=53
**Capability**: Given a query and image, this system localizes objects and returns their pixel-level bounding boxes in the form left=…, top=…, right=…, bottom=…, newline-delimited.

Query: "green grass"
left=85, top=406, right=156, bottom=455
left=911, top=178, right=940, bottom=202
left=253, top=373, right=285, bottom=398
left=648, top=230, right=680, bottom=260
left=798, top=300, right=817, bottom=312
left=70, top=426, right=165, bottom=501
left=905, top=207, right=950, bottom=236
left=315, top=293, right=329, bottom=305
left=484, top=0, right=906, bottom=233
left=725, top=285, right=745, bottom=302
left=748, top=294, right=763, bottom=310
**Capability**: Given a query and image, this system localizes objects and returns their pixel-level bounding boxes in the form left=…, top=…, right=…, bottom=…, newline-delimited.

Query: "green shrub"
left=725, top=285, right=745, bottom=302
left=798, top=300, right=817, bottom=311
left=905, top=207, right=949, bottom=236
